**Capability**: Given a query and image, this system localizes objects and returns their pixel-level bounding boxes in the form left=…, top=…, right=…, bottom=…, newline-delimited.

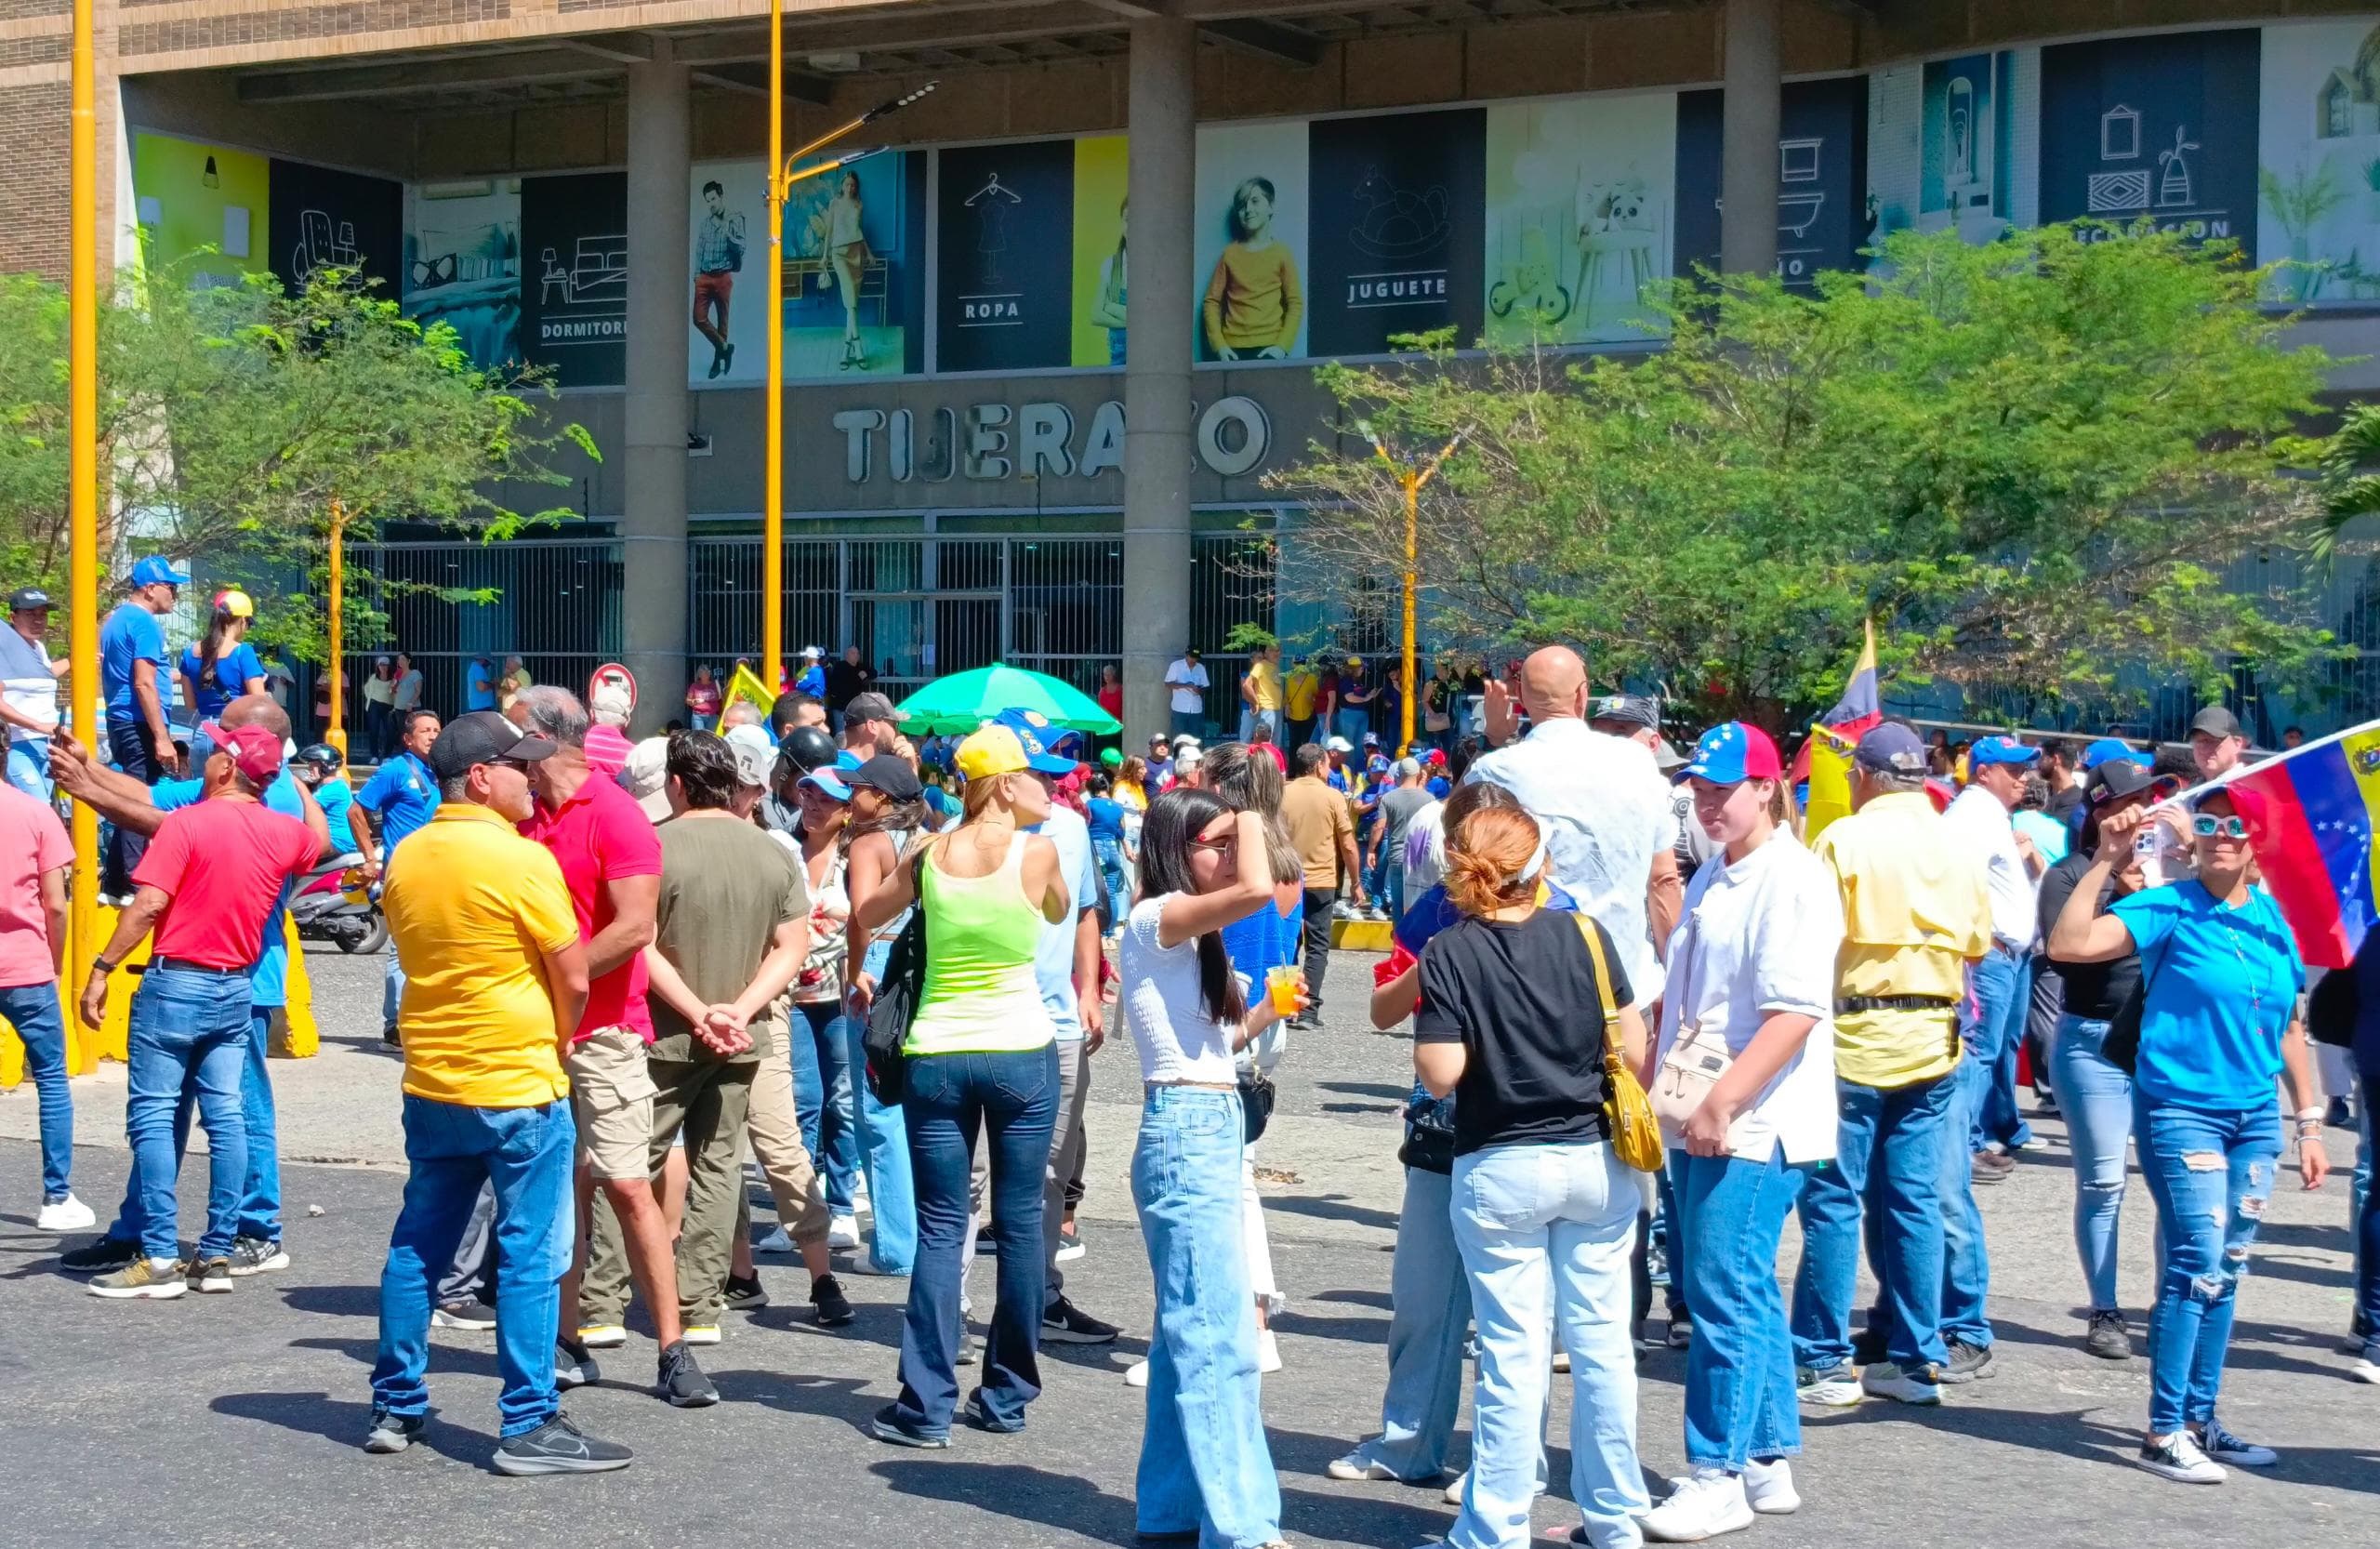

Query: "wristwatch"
left=92, top=956, right=119, bottom=976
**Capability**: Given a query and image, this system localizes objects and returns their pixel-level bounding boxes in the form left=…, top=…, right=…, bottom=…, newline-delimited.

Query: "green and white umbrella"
left=891, top=664, right=1120, bottom=736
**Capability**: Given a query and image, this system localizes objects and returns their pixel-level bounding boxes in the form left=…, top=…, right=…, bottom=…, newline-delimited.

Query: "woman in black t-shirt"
left=2037, top=758, right=2156, bottom=1361
left=1413, top=802, right=1649, bottom=1549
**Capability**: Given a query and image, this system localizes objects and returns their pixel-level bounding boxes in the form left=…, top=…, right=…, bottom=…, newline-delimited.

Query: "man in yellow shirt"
left=1283, top=655, right=1320, bottom=751
left=1239, top=641, right=1283, bottom=745
left=367, top=710, right=636, bottom=1475
left=1792, top=722, right=1992, bottom=1410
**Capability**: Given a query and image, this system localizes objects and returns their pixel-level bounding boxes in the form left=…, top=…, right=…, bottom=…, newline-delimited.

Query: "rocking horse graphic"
left=1347, top=166, right=1452, bottom=262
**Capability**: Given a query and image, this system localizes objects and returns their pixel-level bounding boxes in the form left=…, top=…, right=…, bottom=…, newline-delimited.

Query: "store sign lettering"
left=834, top=396, right=1271, bottom=484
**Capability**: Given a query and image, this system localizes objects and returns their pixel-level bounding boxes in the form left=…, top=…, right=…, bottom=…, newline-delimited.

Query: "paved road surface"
left=1, top=945, right=2373, bottom=1548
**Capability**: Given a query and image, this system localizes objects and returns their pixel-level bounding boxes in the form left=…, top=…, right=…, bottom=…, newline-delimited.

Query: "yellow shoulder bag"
left=1574, top=916, right=1664, bottom=1173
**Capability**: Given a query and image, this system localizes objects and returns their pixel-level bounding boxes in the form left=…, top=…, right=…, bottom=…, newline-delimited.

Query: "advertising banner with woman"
left=1071, top=136, right=1130, bottom=367
left=1193, top=122, right=1310, bottom=364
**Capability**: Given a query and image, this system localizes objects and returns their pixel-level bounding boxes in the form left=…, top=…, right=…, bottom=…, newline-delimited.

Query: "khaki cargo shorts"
left=567, top=1024, right=658, bottom=1180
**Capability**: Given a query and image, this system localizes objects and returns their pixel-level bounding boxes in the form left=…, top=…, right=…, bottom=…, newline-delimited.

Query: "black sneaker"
left=382, top=1023, right=402, bottom=1049
left=494, top=1411, right=634, bottom=1476
left=555, top=1337, right=600, bottom=1392
left=2084, top=1309, right=2131, bottom=1361
left=811, top=1274, right=855, bottom=1328
left=656, top=1340, right=719, bottom=1409
left=2326, top=1096, right=2355, bottom=1130
left=1937, top=1337, right=1995, bottom=1383
left=869, top=1404, right=951, bottom=1449
left=364, top=1407, right=426, bottom=1454
left=432, top=1299, right=498, bottom=1331
left=1665, top=1311, right=1692, bottom=1350
left=1849, top=1324, right=1888, bottom=1366
left=964, top=1393, right=1025, bottom=1434
left=229, top=1236, right=289, bottom=1277
left=187, top=1254, right=233, bottom=1293
left=59, top=1236, right=140, bottom=1274
left=1041, top=1294, right=1121, bottom=1344
left=723, top=1273, right=770, bottom=1314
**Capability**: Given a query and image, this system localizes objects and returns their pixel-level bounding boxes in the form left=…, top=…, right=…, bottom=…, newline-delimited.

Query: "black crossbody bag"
left=862, top=844, right=932, bottom=1105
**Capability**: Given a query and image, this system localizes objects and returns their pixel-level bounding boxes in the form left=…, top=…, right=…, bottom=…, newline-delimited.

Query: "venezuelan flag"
left=1803, top=722, right=1858, bottom=843
left=2230, top=722, right=2380, bottom=969
left=1790, top=619, right=1884, bottom=792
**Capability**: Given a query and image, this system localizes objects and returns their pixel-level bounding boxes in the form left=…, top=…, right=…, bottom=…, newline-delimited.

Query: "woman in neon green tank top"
left=849, top=724, right=1070, bottom=1445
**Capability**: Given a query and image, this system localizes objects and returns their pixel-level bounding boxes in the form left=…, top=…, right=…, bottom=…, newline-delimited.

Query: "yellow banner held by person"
left=721, top=663, right=778, bottom=721
left=1802, top=722, right=1858, bottom=844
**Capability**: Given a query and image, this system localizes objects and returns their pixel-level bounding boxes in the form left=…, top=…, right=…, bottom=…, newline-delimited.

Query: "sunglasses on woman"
left=1188, top=832, right=1238, bottom=854
left=2191, top=814, right=2249, bottom=840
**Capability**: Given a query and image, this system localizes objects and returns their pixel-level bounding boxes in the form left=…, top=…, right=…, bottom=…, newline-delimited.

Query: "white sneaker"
left=850, top=1174, right=871, bottom=1211
left=826, top=1213, right=862, bottom=1250
left=681, top=1325, right=721, bottom=1347
left=1125, top=1357, right=1151, bottom=1388
left=845, top=1248, right=905, bottom=1277
left=1859, top=1361, right=1942, bottom=1406
left=2135, top=1432, right=2225, bottom=1484
left=1742, top=1458, right=1799, bottom=1515
left=1640, top=1467, right=1754, bottom=1542
left=2352, top=1354, right=2380, bottom=1384
left=1797, top=1366, right=1861, bottom=1408
left=754, top=1225, right=796, bottom=1254
left=1326, top=1451, right=1401, bottom=1482
left=1257, top=1328, right=1283, bottom=1373
left=578, top=1323, right=628, bottom=1348
left=36, top=1195, right=96, bottom=1233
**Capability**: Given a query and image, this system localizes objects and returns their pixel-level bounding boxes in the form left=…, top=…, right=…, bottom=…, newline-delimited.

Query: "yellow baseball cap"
left=955, top=723, right=1030, bottom=781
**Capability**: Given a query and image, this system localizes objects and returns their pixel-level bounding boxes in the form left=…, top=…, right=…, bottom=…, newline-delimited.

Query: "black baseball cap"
left=843, top=753, right=923, bottom=801
left=2086, top=759, right=2159, bottom=803
left=7, top=587, right=51, bottom=611
left=429, top=710, right=557, bottom=780
left=844, top=691, right=899, bottom=724
left=1590, top=694, right=1660, bottom=732
left=1854, top=722, right=1928, bottom=776
left=2188, top=705, right=2242, bottom=739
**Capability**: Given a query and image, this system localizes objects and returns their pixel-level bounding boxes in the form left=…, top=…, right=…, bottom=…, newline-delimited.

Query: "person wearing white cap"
left=795, top=648, right=827, bottom=701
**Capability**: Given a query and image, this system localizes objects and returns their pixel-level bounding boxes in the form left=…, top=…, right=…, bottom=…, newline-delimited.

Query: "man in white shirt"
left=1, top=588, right=69, bottom=801
left=1467, top=646, right=1681, bottom=1003
left=1941, top=735, right=2042, bottom=1175
left=1164, top=649, right=1210, bottom=741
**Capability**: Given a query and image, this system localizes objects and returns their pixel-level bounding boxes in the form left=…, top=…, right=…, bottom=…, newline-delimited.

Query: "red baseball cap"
left=202, top=721, right=285, bottom=785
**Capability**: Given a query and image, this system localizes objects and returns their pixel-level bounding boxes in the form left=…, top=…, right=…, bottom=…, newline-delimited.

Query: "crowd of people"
left=2, top=567, right=2374, bottom=1539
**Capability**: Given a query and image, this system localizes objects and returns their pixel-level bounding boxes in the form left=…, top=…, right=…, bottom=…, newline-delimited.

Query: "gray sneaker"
left=228, top=1237, right=289, bottom=1277
left=2084, top=1310, right=2131, bottom=1361
left=186, top=1255, right=233, bottom=1294
left=364, top=1407, right=426, bottom=1454
left=656, top=1340, right=720, bottom=1409
left=493, top=1412, right=633, bottom=1476
left=1937, top=1338, right=1995, bottom=1383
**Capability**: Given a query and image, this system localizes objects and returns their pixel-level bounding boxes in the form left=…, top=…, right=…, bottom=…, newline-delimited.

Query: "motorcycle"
left=290, top=852, right=387, bottom=955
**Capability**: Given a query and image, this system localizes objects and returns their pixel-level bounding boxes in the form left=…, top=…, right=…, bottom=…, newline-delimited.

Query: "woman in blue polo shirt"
left=178, top=589, right=267, bottom=729
left=2048, top=788, right=2329, bottom=1487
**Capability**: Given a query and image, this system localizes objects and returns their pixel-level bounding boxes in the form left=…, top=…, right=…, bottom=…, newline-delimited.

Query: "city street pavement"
left=1, top=943, right=2373, bottom=1549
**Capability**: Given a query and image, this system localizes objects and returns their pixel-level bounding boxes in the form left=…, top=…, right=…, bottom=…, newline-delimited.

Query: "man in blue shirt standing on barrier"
left=99, top=556, right=188, bottom=894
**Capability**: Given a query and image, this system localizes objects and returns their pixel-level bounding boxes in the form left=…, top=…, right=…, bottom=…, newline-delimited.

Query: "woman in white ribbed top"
left=1121, top=788, right=1303, bottom=1549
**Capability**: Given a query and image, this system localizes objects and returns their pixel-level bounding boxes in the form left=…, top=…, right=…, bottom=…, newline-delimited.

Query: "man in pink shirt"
left=0, top=781, right=83, bottom=1230
left=504, top=686, right=682, bottom=1373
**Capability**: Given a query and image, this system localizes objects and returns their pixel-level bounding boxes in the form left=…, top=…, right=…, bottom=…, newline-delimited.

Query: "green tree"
left=1272, top=223, right=2343, bottom=728
left=0, top=255, right=596, bottom=664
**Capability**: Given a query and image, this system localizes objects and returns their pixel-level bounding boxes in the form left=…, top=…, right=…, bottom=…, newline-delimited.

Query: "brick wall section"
left=0, top=0, right=67, bottom=20
left=0, top=80, right=70, bottom=278
left=120, top=0, right=509, bottom=60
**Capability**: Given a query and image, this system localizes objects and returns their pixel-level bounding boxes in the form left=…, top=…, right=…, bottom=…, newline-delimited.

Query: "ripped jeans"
left=2134, top=1098, right=2280, bottom=1436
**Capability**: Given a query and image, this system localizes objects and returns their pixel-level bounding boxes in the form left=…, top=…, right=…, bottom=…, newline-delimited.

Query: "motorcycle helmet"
left=295, top=742, right=344, bottom=776
left=777, top=724, right=839, bottom=775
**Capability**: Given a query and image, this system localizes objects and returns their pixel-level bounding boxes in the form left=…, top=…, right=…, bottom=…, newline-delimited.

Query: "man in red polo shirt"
left=79, top=722, right=326, bottom=1299
left=504, top=686, right=683, bottom=1372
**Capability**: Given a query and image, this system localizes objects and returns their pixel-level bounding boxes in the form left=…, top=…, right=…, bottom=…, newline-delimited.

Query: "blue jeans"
left=791, top=1001, right=859, bottom=1212
left=2134, top=1099, right=2280, bottom=1434
left=1672, top=1150, right=1804, bottom=1471
left=1450, top=1140, right=1645, bottom=1549
left=1791, top=1072, right=1953, bottom=1373
left=2356, top=1075, right=2378, bottom=1359
left=850, top=938, right=917, bottom=1270
left=1092, top=836, right=1130, bottom=925
left=1966, top=946, right=2033, bottom=1153
left=1238, top=708, right=1278, bottom=744
left=372, top=1095, right=576, bottom=1437
left=1133, top=1086, right=1282, bottom=1549
left=0, top=982, right=73, bottom=1199
left=1335, top=706, right=1370, bottom=747
left=124, top=965, right=253, bottom=1261
left=888, top=1045, right=1058, bottom=1436
left=1940, top=1036, right=1995, bottom=1347
left=382, top=951, right=403, bottom=1031
left=109, top=1004, right=283, bottom=1247
left=1344, top=1165, right=1472, bottom=1481
left=1170, top=709, right=1204, bottom=741
left=2047, top=1014, right=2134, bottom=1311
left=6, top=736, right=50, bottom=801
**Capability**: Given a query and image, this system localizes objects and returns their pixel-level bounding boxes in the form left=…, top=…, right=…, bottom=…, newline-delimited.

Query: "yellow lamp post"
left=1358, top=424, right=1466, bottom=756
left=67, top=0, right=99, bottom=981
left=324, top=496, right=348, bottom=759
left=761, top=5, right=933, bottom=678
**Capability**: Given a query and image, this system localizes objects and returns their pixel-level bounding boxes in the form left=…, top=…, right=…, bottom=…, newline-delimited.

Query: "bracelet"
left=2294, top=1105, right=2325, bottom=1123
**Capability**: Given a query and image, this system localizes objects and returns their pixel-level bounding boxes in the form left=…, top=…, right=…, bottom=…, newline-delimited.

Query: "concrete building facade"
left=19, top=1, right=2380, bottom=738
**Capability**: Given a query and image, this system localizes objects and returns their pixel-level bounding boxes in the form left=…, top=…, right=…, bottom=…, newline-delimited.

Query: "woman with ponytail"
left=177, top=589, right=266, bottom=725
left=1122, top=785, right=1302, bottom=1549
left=1415, top=802, right=1649, bottom=1549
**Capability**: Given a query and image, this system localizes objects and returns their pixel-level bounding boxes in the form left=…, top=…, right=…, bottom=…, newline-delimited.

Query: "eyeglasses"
left=1188, top=833, right=1238, bottom=854
left=483, top=757, right=532, bottom=774
left=2192, top=814, right=2250, bottom=840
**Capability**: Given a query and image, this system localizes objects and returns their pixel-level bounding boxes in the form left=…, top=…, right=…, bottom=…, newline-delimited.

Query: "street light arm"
left=774, top=84, right=937, bottom=196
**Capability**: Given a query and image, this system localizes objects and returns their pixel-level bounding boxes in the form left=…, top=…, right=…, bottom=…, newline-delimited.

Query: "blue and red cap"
left=990, top=708, right=1080, bottom=775
left=1682, top=722, right=1782, bottom=785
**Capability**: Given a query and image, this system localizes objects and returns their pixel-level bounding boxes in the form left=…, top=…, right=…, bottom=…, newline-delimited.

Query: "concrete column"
left=622, top=43, right=691, bottom=733
left=1720, top=0, right=1781, bottom=277
left=1122, top=16, right=1196, bottom=742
